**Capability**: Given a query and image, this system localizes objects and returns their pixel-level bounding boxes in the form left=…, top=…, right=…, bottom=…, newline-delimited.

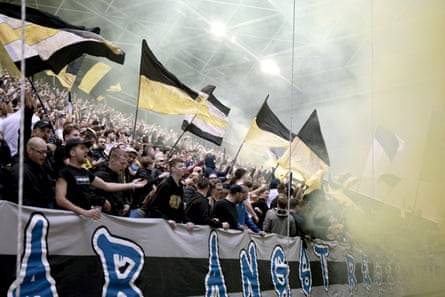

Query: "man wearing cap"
left=55, top=139, right=147, bottom=220
left=212, top=184, right=246, bottom=230
left=32, top=120, right=52, bottom=143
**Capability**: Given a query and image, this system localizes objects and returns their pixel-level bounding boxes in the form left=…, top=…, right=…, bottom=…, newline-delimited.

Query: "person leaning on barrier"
left=93, top=148, right=130, bottom=217
left=185, top=177, right=229, bottom=229
left=55, top=138, right=147, bottom=221
left=147, top=158, right=194, bottom=231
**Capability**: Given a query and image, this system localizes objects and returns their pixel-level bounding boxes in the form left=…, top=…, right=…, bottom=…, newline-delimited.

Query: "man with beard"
left=55, top=139, right=147, bottom=220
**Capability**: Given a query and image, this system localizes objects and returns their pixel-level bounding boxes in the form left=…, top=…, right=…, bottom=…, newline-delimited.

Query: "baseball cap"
left=125, top=146, right=138, bottom=155
left=81, top=127, right=97, bottom=139
left=33, top=120, right=51, bottom=129
left=230, top=184, right=247, bottom=194
left=65, top=138, right=92, bottom=156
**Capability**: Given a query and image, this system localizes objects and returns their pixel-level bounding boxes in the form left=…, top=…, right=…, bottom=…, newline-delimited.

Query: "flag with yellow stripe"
left=278, top=110, right=330, bottom=191
left=0, top=3, right=124, bottom=77
left=138, top=39, right=203, bottom=115
left=244, top=96, right=295, bottom=148
left=181, top=85, right=230, bottom=145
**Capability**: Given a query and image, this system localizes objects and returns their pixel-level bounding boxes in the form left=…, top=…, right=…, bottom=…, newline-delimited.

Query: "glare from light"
left=210, top=21, right=227, bottom=37
left=230, top=36, right=237, bottom=43
left=260, top=59, right=280, bottom=75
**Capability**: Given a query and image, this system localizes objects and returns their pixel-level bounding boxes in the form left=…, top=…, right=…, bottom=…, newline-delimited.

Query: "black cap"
left=33, top=120, right=51, bottom=129
left=81, top=127, right=97, bottom=139
left=65, top=138, right=92, bottom=157
left=230, top=184, right=247, bottom=194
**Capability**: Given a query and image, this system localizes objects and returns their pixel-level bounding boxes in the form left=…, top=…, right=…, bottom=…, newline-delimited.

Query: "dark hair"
left=168, top=158, right=184, bottom=170
left=197, top=177, right=210, bottom=190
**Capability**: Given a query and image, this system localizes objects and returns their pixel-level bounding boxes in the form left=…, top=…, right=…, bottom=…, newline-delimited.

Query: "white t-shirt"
left=0, top=110, right=40, bottom=156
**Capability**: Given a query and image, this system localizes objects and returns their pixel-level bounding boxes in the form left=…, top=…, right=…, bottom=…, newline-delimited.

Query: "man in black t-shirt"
left=212, top=184, right=245, bottom=230
left=56, top=139, right=147, bottom=220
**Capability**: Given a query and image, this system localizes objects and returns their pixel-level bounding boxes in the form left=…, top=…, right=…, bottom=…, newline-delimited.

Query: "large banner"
left=0, top=201, right=399, bottom=297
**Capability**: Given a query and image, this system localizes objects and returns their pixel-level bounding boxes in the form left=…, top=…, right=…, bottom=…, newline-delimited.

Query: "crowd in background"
left=0, top=71, right=351, bottom=242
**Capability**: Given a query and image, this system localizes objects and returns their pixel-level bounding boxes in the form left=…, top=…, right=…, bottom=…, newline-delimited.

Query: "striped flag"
left=181, top=85, right=230, bottom=145
left=138, top=40, right=229, bottom=133
left=244, top=96, right=295, bottom=148
left=0, top=3, right=124, bottom=76
left=278, top=110, right=330, bottom=191
left=46, top=55, right=84, bottom=90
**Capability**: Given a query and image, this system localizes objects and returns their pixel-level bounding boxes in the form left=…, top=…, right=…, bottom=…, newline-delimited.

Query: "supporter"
left=55, top=138, right=147, bottom=220
left=267, top=178, right=280, bottom=208
left=204, top=153, right=228, bottom=178
left=3, top=137, right=54, bottom=208
left=237, top=184, right=266, bottom=236
left=104, top=129, right=118, bottom=154
left=251, top=187, right=269, bottom=230
left=207, top=181, right=224, bottom=211
left=289, top=197, right=309, bottom=238
left=183, top=173, right=198, bottom=204
left=53, top=124, right=81, bottom=174
left=212, top=184, right=245, bottom=230
left=185, top=177, right=229, bottom=229
left=151, top=153, right=168, bottom=183
left=90, top=136, right=109, bottom=170
left=147, top=158, right=193, bottom=230
left=263, top=194, right=296, bottom=237
left=93, top=148, right=130, bottom=216
left=122, top=146, right=140, bottom=209
left=0, top=131, right=12, bottom=167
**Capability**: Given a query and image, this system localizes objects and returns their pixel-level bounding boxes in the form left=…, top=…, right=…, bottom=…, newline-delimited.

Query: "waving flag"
left=0, top=3, right=125, bottom=76
left=181, top=85, right=230, bottom=145
left=244, top=96, right=295, bottom=148
left=138, top=39, right=229, bottom=134
left=46, top=56, right=84, bottom=90
left=278, top=110, right=330, bottom=191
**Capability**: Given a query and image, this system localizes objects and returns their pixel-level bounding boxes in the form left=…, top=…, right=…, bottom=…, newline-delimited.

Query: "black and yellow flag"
left=138, top=39, right=204, bottom=115
left=181, top=85, right=230, bottom=145
left=0, top=3, right=124, bottom=76
left=278, top=110, right=330, bottom=190
left=244, top=96, right=295, bottom=148
left=46, top=56, right=84, bottom=90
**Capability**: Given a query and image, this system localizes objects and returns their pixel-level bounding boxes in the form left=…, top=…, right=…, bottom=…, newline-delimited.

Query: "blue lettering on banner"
left=299, top=242, right=312, bottom=297
left=92, top=227, right=144, bottom=297
left=313, top=244, right=329, bottom=292
left=360, top=250, right=372, bottom=290
left=7, top=213, right=58, bottom=297
left=345, top=254, right=358, bottom=293
left=271, top=246, right=290, bottom=297
left=205, top=231, right=228, bottom=297
left=240, top=241, right=261, bottom=297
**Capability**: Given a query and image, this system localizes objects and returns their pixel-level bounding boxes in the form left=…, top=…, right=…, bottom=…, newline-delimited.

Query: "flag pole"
left=167, top=114, right=197, bottom=159
left=228, top=140, right=245, bottom=174
left=132, top=95, right=141, bottom=139
left=28, top=77, right=56, bottom=135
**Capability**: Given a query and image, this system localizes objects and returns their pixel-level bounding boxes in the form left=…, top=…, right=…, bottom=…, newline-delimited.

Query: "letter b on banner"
left=92, top=227, right=144, bottom=297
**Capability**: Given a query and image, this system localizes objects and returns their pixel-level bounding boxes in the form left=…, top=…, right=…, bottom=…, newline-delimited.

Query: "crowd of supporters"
left=0, top=71, right=349, bottom=242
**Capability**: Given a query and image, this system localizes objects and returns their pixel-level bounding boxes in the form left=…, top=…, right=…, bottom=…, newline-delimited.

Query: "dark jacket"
left=185, top=191, right=221, bottom=228
left=4, top=155, right=54, bottom=208
left=148, top=176, right=185, bottom=223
